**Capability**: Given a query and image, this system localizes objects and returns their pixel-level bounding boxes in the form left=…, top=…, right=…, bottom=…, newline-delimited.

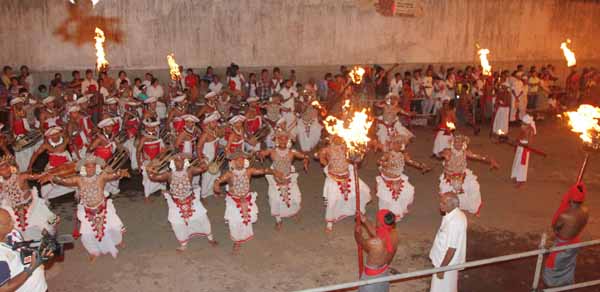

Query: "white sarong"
left=430, top=270, right=458, bottom=292
left=164, top=193, right=212, bottom=244
left=492, top=106, right=509, bottom=135
left=323, top=165, right=371, bottom=223
left=265, top=172, right=301, bottom=219
left=123, top=138, right=138, bottom=170
left=439, top=169, right=481, bottom=214
left=432, top=131, right=453, bottom=156
left=511, top=143, right=529, bottom=182
left=224, top=192, right=258, bottom=243
left=142, top=161, right=166, bottom=197
left=15, top=140, right=42, bottom=172
left=296, top=121, right=322, bottom=152
left=78, top=199, right=124, bottom=258
left=376, top=174, right=414, bottom=221
left=376, top=121, right=414, bottom=151
left=3, top=189, right=57, bottom=241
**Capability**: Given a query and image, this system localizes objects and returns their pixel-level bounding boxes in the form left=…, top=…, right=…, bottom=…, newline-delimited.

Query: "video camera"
left=11, top=230, right=74, bottom=264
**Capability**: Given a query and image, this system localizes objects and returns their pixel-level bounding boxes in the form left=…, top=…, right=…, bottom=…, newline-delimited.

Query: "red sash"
left=228, top=193, right=253, bottom=225
left=48, top=153, right=69, bottom=168
left=125, top=119, right=139, bottom=138
left=94, top=144, right=113, bottom=161
left=143, top=141, right=161, bottom=160
left=545, top=236, right=580, bottom=269
left=173, top=119, right=185, bottom=133
left=73, top=133, right=86, bottom=149
left=364, top=264, right=388, bottom=276
left=520, top=147, right=529, bottom=165
left=12, top=119, right=27, bottom=136
left=246, top=117, right=261, bottom=135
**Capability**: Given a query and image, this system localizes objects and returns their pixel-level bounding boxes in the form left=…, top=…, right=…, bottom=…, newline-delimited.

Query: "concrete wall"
left=0, top=0, right=599, bottom=83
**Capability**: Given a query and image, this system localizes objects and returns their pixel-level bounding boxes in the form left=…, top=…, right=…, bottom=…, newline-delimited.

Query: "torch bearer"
left=323, top=66, right=372, bottom=277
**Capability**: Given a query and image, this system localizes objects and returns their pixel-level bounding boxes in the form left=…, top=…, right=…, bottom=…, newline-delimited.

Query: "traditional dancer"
left=0, top=156, right=58, bottom=241
left=148, top=153, right=217, bottom=251
left=439, top=135, right=499, bottom=215
left=258, top=128, right=309, bottom=230
left=226, top=115, right=246, bottom=155
left=511, top=114, right=536, bottom=188
left=10, top=97, right=42, bottom=172
left=264, top=94, right=284, bottom=149
left=122, top=102, right=141, bottom=170
left=377, top=134, right=430, bottom=221
left=136, top=118, right=167, bottom=201
left=28, top=126, right=75, bottom=202
left=295, top=94, right=323, bottom=152
left=543, top=183, right=589, bottom=287
left=52, top=155, right=129, bottom=261
left=174, top=114, right=200, bottom=157
left=317, top=135, right=371, bottom=232
left=432, top=100, right=456, bottom=157
left=168, top=95, right=188, bottom=134
left=197, top=112, right=222, bottom=199
left=213, top=151, right=280, bottom=253
left=374, top=94, right=415, bottom=151
left=39, top=96, right=62, bottom=130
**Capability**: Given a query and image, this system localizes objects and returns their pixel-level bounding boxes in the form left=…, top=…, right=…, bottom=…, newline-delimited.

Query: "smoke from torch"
left=167, top=53, right=181, bottom=80
left=560, top=39, right=576, bottom=67
left=94, top=27, right=109, bottom=72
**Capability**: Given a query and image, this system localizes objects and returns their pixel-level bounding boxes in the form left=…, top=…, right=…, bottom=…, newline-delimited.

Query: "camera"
left=11, top=230, right=74, bottom=264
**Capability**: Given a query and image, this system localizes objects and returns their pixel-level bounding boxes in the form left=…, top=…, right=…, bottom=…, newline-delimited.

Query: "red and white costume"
left=323, top=144, right=371, bottom=224
left=265, top=148, right=302, bottom=221
left=201, top=112, right=221, bottom=198
left=123, top=116, right=140, bottom=170
left=11, top=99, right=42, bottom=172
left=0, top=174, right=58, bottom=241
left=41, top=133, right=75, bottom=201
left=376, top=109, right=414, bottom=151
left=77, top=175, right=124, bottom=258
left=141, top=133, right=167, bottom=197
left=511, top=115, right=537, bottom=183
left=164, top=168, right=213, bottom=244
left=376, top=151, right=415, bottom=221
left=439, top=147, right=482, bottom=215
left=224, top=168, right=258, bottom=243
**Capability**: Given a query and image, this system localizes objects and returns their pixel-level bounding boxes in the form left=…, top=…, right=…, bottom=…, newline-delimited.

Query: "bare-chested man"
left=543, top=183, right=589, bottom=287
left=374, top=94, right=415, bottom=151
left=354, top=209, right=399, bottom=292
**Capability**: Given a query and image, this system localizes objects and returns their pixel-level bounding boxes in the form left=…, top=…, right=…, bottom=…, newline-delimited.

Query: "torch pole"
left=576, top=153, right=589, bottom=184
left=353, top=162, right=364, bottom=278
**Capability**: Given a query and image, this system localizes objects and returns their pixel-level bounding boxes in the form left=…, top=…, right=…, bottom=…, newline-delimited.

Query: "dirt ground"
left=43, top=117, right=600, bottom=292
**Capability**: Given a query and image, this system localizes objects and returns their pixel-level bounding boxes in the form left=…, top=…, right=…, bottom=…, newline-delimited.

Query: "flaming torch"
left=563, top=104, right=600, bottom=183
left=167, top=53, right=182, bottom=90
left=475, top=43, right=492, bottom=76
left=94, top=27, right=109, bottom=72
left=323, top=66, right=372, bottom=277
left=560, top=39, right=577, bottom=68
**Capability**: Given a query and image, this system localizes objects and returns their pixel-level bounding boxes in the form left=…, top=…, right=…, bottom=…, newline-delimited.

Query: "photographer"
left=0, top=209, right=48, bottom=292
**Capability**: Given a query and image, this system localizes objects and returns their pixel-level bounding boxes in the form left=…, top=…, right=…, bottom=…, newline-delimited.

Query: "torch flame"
left=560, top=39, right=576, bottom=67
left=349, top=66, right=366, bottom=84
left=311, top=100, right=323, bottom=110
left=94, top=27, right=109, bottom=72
left=324, top=109, right=373, bottom=156
left=497, top=129, right=505, bottom=136
left=564, top=104, right=600, bottom=143
left=446, top=122, right=456, bottom=130
left=477, top=48, right=492, bottom=76
left=167, top=53, right=181, bottom=80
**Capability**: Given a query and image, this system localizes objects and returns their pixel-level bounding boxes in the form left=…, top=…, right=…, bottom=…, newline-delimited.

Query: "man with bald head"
left=429, top=192, right=467, bottom=292
left=0, top=209, right=48, bottom=291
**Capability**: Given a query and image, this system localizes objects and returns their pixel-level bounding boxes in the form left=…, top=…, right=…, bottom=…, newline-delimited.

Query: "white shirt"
left=389, top=78, right=403, bottom=95
left=429, top=208, right=467, bottom=268
left=227, top=75, right=245, bottom=91
left=81, top=79, right=99, bottom=94
left=99, top=87, right=109, bottom=99
left=209, top=81, right=223, bottom=94
left=423, top=76, right=433, bottom=97
left=0, top=232, right=47, bottom=292
left=146, top=84, right=164, bottom=99
left=132, top=85, right=142, bottom=98
left=279, top=86, right=297, bottom=111
left=142, top=80, right=152, bottom=89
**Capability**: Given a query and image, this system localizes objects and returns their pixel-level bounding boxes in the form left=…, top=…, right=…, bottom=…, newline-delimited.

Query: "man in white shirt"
left=429, top=192, right=467, bottom=292
left=422, top=69, right=434, bottom=115
left=81, top=70, right=98, bottom=95
left=146, top=79, right=166, bottom=119
left=142, top=73, right=153, bottom=89
left=208, top=75, right=223, bottom=94
left=0, top=209, right=48, bottom=292
left=279, top=80, right=298, bottom=129
left=389, top=73, right=403, bottom=96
